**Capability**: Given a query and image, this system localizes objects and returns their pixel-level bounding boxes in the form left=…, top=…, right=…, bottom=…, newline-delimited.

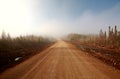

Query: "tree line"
left=67, top=26, right=120, bottom=49
left=94, top=26, right=120, bottom=48
left=0, top=31, right=53, bottom=70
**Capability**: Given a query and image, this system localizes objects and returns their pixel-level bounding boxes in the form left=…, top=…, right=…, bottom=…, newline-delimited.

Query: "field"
left=0, top=32, right=55, bottom=72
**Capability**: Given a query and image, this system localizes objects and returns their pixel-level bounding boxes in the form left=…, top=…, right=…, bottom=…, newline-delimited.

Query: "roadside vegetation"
left=0, top=31, right=55, bottom=72
left=66, top=26, right=120, bottom=70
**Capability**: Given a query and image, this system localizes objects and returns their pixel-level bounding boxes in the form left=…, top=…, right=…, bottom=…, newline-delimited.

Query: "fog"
left=0, top=0, right=120, bottom=37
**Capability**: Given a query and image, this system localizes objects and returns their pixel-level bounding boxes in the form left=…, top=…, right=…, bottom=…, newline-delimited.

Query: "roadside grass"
left=0, top=35, right=55, bottom=72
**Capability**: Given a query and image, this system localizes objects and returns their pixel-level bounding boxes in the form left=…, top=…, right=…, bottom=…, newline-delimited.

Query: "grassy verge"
left=0, top=35, right=55, bottom=73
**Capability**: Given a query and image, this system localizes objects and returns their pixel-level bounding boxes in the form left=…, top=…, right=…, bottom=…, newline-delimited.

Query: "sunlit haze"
left=0, top=0, right=120, bottom=37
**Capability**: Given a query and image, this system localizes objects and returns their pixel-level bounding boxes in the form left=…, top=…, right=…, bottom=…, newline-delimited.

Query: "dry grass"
left=0, top=33, right=54, bottom=72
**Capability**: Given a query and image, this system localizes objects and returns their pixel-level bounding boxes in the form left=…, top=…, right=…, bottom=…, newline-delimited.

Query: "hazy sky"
left=0, top=0, right=120, bottom=37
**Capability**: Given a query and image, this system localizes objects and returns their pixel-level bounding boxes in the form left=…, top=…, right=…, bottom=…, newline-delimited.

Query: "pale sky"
left=0, top=0, right=120, bottom=37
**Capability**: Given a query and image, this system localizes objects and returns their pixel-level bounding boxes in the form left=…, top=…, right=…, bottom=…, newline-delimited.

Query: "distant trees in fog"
left=98, top=26, right=120, bottom=48
left=67, top=26, right=120, bottom=49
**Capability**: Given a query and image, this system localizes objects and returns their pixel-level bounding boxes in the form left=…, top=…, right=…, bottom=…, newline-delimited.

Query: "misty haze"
left=0, top=0, right=120, bottom=79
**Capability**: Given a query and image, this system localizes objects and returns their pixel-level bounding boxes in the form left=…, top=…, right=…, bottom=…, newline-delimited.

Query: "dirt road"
left=0, top=40, right=120, bottom=79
